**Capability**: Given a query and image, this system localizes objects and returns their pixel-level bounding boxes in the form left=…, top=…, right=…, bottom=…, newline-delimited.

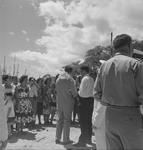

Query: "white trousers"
left=93, top=101, right=106, bottom=150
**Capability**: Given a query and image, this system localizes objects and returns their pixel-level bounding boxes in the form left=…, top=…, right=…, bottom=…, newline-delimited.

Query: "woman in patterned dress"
left=15, top=75, right=34, bottom=132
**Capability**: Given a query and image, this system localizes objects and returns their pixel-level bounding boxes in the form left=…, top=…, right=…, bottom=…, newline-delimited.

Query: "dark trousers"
left=78, top=97, right=94, bottom=144
left=73, top=98, right=79, bottom=122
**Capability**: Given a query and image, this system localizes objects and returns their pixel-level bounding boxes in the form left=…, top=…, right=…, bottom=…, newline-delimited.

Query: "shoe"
left=55, top=139, right=61, bottom=144
left=62, top=140, right=74, bottom=145
left=86, top=140, right=92, bottom=145
left=73, top=142, right=86, bottom=147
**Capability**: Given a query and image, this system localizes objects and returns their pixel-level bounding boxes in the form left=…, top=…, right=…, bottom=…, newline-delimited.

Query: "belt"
left=101, top=101, right=140, bottom=109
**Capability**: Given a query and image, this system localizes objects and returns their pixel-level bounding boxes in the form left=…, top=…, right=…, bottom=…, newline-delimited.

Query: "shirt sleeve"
left=135, top=62, right=143, bottom=104
left=93, top=69, right=102, bottom=101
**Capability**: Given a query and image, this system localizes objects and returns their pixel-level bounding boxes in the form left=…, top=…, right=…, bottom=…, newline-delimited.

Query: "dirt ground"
left=6, top=122, right=96, bottom=150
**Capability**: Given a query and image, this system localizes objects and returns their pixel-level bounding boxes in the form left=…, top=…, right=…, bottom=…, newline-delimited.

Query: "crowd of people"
left=0, top=73, right=59, bottom=149
left=3, top=75, right=58, bottom=132
left=1, top=33, right=143, bottom=150
left=0, top=65, right=90, bottom=149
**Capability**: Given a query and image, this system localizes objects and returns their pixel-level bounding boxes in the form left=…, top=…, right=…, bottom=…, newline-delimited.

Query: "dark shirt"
left=94, top=54, right=143, bottom=107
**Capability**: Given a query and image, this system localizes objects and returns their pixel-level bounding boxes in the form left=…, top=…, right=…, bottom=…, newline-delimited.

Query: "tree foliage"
left=70, top=40, right=143, bottom=76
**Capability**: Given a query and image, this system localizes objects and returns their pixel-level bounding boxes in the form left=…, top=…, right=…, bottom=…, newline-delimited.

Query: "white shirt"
left=29, top=84, right=38, bottom=98
left=79, top=75, right=94, bottom=98
left=5, top=100, right=15, bottom=118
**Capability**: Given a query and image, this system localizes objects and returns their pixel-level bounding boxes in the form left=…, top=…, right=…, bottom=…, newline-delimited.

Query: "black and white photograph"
left=0, top=0, right=143, bottom=150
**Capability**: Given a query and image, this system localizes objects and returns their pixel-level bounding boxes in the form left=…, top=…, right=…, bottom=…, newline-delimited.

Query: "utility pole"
left=111, top=32, right=113, bottom=56
left=13, top=56, right=16, bottom=76
left=16, top=64, right=19, bottom=77
left=8, top=65, right=12, bottom=75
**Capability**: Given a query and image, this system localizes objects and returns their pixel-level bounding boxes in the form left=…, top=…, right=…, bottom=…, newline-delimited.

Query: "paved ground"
left=6, top=123, right=96, bottom=150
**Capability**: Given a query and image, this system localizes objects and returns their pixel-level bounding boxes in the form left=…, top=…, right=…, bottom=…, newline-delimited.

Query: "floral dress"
left=15, top=85, right=35, bottom=125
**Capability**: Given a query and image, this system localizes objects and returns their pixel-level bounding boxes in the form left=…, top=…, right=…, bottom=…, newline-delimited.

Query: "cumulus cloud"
left=9, top=32, right=15, bottom=35
left=12, top=0, right=143, bottom=76
left=22, top=30, right=28, bottom=35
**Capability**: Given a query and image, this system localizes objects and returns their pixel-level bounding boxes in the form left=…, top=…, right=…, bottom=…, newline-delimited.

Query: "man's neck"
left=115, top=52, right=130, bottom=57
left=83, top=73, right=88, bottom=77
left=67, top=72, right=72, bottom=77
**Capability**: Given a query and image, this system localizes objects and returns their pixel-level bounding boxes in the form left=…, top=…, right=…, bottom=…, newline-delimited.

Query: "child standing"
left=0, top=100, right=8, bottom=150
left=0, top=69, right=8, bottom=150
left=5, top=93, right=15, bottom=137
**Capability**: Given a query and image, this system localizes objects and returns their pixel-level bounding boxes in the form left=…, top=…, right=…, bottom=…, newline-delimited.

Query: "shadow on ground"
left=8, top=131, right=37, bottom=143
left=64, top=143, right=96, bottom=150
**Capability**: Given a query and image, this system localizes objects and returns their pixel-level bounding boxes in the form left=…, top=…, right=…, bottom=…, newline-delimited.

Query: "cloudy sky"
left=0, top=0, right=143, bottom=77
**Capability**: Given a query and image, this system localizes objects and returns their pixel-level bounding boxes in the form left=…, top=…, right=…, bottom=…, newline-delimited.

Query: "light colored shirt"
left=29, top=84, right=38, bottom=98
left=5, top=100, right=15, bottom=118
left=79, top=75, right=94, bottom=98
left=94, top=54, right=143, bottom=106
left=3, top=86, right=13, bottom=94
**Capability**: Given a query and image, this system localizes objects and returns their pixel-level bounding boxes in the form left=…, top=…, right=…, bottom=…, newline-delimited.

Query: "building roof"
left=133, top=49, right=143, bottom=59
left=134, top=49, right=143, bottom=55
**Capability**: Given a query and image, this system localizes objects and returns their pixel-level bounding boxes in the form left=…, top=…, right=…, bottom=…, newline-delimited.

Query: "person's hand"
left=68, top=89, right=72, bottom=94
left=140, top=105, right=143, bottom=115
left=76, top=97, right=80, bottom=106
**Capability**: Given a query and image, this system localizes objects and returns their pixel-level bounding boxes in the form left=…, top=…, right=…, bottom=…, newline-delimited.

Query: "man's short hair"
left=80, top=65, right=90, bottom=73
left=113, top=34, right=132, bottom=50
left=64, top=66, right=73, bottom=74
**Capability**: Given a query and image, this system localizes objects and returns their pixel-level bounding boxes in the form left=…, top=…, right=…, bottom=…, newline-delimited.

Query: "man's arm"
left=69, top=78, right=78, bottom=98
left=134, top=62, right=143, bottom=114
left=135, top=62, right=143, bottom=104
left=93, top=69, right=102, bottom=102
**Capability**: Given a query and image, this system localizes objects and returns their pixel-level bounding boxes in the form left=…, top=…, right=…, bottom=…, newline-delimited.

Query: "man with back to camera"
left=55, top=66, right=77, bottom=145
left=94, top=34, right=143, bottom=150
